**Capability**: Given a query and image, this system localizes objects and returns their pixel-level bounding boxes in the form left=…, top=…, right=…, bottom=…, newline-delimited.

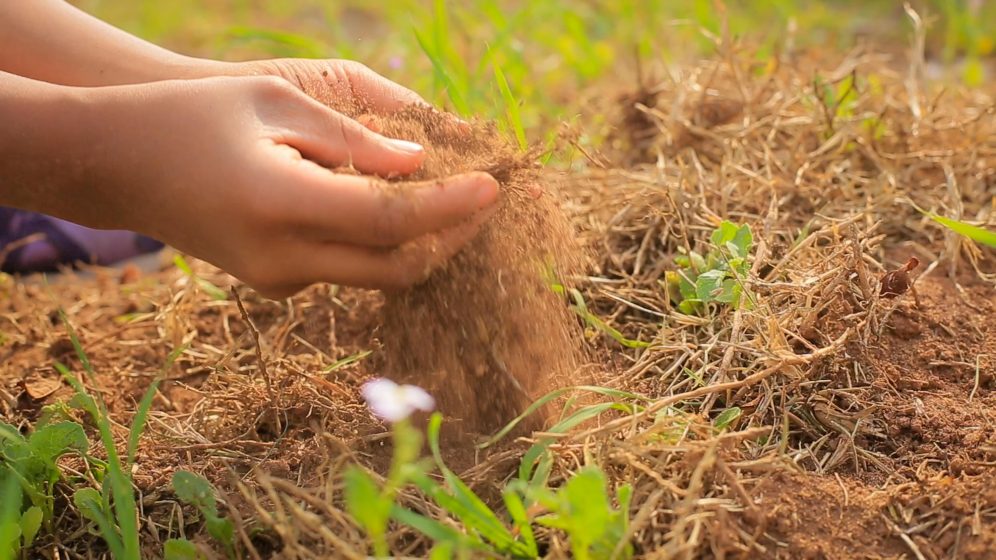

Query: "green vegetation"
left=168, top=471, right=236, bottom=558
left=665, top=221, right=753, bottom=314
left=7, top=2, right=993, bottom=558
left=78, top=0, right=994, bottom=145
left=0, top=421, right=87, bottom=558
left=344, top=407, right=638, bottom=559
left=929, top=214, right=996, bottom=249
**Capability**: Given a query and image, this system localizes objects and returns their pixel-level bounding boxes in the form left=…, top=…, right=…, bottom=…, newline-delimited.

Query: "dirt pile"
left=361, top=107, right=586, bottom=433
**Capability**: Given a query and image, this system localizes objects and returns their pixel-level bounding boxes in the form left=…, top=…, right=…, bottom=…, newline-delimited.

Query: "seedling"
left=665, top=221, right=754, bottom=314
left=57, top=313, right=183, bottom=560
left=517, top=466, right=633, bottom=560
left=0, top=420, right=86, bottom=557
left=170, top=471, right=235, bottom=557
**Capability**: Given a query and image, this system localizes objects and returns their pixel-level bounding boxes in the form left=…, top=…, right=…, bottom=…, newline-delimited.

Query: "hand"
left=70, top=76, right=498, bottom=298
left=190, top=58, right=458, bottom=123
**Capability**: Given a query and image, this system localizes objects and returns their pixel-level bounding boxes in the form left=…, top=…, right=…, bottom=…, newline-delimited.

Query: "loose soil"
left=369, top=107, right=585, bottom=434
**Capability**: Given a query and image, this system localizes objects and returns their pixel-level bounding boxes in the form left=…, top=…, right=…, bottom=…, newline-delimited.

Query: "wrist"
left=0, top=73, right=139, bottom=230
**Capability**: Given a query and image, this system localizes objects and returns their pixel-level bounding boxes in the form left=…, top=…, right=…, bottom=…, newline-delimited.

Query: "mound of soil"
left=364, top=108, right=585, bottom=433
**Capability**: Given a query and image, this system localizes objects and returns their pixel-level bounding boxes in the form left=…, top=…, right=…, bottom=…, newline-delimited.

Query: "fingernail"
left=475, top=176, right=500, bottom=209
left=387, top=138, right=424, bottom=154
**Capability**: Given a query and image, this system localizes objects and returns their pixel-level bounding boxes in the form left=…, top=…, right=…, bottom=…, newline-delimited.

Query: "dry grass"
left=2, top=36, right=995, bottom=559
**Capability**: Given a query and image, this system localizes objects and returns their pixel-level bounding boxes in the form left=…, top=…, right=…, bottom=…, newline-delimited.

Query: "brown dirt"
left=369, top=108, right=586, bottom=434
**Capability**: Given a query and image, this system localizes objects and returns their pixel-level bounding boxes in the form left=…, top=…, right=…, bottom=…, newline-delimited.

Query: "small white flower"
left=361, top=378, right=435, bottom=422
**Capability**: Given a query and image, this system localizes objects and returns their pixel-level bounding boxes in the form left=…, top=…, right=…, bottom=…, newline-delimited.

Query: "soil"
left=367, top=108, right=586, bottom=434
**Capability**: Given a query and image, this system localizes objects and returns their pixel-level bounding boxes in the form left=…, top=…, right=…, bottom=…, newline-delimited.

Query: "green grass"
left=77, top=0, right=994, bottom=149
left=54, top=314, right=184, bottom=559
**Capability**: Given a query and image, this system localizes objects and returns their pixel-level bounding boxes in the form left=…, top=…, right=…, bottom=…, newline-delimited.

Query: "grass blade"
left=127, top=345, right=185, bottom=467
left=414, top=28, right=469, bottom=115
left=323, top=350, right=372, bottom=372
left=929, top=214, right=996, bottom=248
left=479, top=385, right=647, bottom=449
left=492, top=60, right=527, bottom=151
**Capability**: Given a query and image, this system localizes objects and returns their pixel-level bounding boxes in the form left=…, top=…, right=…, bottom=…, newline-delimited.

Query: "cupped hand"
left=74, top=76, right=498, bottom=298
left=194, top=57, right=436, bottom=118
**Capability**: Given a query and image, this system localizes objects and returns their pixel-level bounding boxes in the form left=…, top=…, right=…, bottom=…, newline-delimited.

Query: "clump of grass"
left=56, top=314, right=183, bottom=560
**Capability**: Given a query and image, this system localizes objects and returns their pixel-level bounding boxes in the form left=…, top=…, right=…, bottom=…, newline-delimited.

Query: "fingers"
left=276, top=96, right=427, bottom=177
left=254, top=208, right=493, bottom=297
left=334, top=61, right=471, bottom=133
left=282, top=166, right=500, bottom=247
left=333, top=60, right=429, bottom=114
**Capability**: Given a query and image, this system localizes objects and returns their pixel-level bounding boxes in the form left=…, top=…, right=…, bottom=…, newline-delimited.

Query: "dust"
left=362, top=107, right=586, bottom=434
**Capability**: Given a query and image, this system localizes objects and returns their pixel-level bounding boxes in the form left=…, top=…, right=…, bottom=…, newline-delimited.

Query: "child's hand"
left=71, top=76, right=498, bottom=297
left=223, top=58, right=432, bottom=116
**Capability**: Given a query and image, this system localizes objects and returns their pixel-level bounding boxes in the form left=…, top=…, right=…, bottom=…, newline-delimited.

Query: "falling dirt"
left=365, top=107, right=586, bottom=434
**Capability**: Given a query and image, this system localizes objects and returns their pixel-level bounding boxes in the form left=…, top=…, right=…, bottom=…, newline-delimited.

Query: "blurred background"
left=71, top=0, right=994, bottom=144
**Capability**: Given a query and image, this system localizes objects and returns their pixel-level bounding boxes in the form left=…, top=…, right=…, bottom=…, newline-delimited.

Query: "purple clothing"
left=0, top=207, right=163, bottom=273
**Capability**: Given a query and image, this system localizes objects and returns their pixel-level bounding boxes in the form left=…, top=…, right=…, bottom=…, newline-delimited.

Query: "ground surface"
left=2, top=33, right=996, bottom=560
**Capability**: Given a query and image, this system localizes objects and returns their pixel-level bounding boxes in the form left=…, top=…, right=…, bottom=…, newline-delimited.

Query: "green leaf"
left=205, top=517, right=234, bottom=549
left=561, top=467, right=610, bottom=535
left=569, top=289, right=650, bottom=349
left=163, top=538, right=203, bottom=560
left=689, top=252, right=708, bottom=273
left=480, top=385, right=646, bottom=450
left=695, top=269, right=727, bottom=302
left=730, top=224, right=754, bottom=259
left=532, top=466, right=626, bottom=560
left=19, top=507, right=42, bottom=548
left=128, top=379, right=161, bottom=468
left=391, top=506, right=486, bottom=554
left=27, top=422, right=88, bottom=464
left=73, top=487, right=125, bottom=558
left=714, top=279, right=742, bottom=306
left=343, top=466, right=390, bottom=546
left=172, top=471, right=219, bottom=517
left=0, top=471, right=22, bottom=560
left=171, top=471, right=233, bottom=549
left=0, top=423, right=26, bottom=447
left=929, top=214, right=996, bottom=248
left=502, top=490, right=538, bottom=556
left=414, top=28, right=469, bottom=115
left=713, top=407, right=742, bottom=431
left=519, top=403, right=624, bottom=484
left=710, top=221, right=740, bottom=246
left=128, top=344, right=184, bottom=468
left=172, top=255, right=227, bottom=301
left=424, top=416, right=525, bottom=554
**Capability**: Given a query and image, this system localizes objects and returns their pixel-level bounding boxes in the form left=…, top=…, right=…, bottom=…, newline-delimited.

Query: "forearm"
left=0, top=0, right=221, bottom=86
left=0, top=71, right=99, bottom=221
